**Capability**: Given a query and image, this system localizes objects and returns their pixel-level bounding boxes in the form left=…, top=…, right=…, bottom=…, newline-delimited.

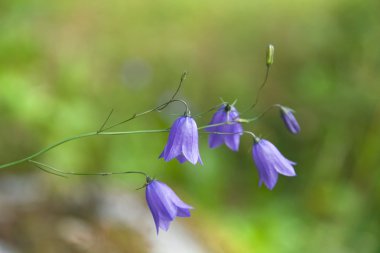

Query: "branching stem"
left=101, top=72, right=188, bottom=132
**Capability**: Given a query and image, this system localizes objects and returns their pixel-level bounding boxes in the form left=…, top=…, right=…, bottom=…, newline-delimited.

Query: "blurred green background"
left=0, top=0, right=379, bottom=252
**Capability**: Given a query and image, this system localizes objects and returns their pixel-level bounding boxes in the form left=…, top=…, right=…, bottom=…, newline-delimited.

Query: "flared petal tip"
left=224, top=137, right=240, bottom=152
left=197, top=156, right=203, bottom=165
left=259, top=180, right=276, bottom=190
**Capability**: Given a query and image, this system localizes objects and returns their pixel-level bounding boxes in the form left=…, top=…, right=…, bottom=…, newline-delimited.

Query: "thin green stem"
left=31, top=163, right=68, bottom=178
left=168, top=71, right=187, bottom=102
left=98, top=129, right=169, bottom=136
left=241, top=65, right=271, bottom=115
left=0, top=132, right=98, bottom=169
left=101, top=72, right=187, bottom=132
left=193, top=103, right=224, bottom=118
left=251, top=65, right=270, bottom=109
left=0, top=122, right=237, bottom=170
left=170, top=99, right=190, bottom=116
left=199, top=131, right=243, bottom=135
left=98, top=109, right=114, bottom=133
left=244, top=104, right=281, bottom=122
left=0, top=129, right=168, bottom=170
left=244, top=131, right=260, bottom=142
left=198, top=121, right=235, bottom=130
left=29, top=160, right=148, bottom=178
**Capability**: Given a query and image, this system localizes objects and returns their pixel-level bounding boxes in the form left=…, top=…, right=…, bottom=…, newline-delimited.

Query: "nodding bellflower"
left=206, top=104, right=243, bottom=151
left=145, top=179, right=193, bottom=234
left=280, top=106, right=300, bottom=134
left=252, top=138, right=296, bottom=190
left=159, top=116, right=203, bottom=165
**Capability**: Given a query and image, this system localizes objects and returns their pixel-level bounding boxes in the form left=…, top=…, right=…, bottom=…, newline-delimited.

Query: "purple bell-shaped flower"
left=206, top=104, right=243, bottom=151
left=145, top=179, right=193, bottom=234
left=252, top=138, right=296, bottom=190
left=159, top=116, right=202, bottom=165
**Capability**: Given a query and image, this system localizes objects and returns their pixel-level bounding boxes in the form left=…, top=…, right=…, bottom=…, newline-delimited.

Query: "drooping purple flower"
left=145, top=179, right=193, bottom=234
left=252, top=138, right=296, bottom=190
left=280, top=106, right=300, bottom=134
left=159, top=116, right=202, bottom=165
left=206, top=104, right=243, bottom=151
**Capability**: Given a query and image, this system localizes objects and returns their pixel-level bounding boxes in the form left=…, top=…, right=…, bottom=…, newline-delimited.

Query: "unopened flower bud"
left=266, top=44, right=274, bottom=67
left=280, top=106, right=300, bottom=134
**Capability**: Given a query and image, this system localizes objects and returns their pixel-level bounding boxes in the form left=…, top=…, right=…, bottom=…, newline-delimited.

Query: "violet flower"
left=206, top=104, right=243, bottom=151
left=145, top=179, right=193, bottom=234
left=159, top=116, right=203, bottom=165
left=280, top=106, right=300, bottom=134
left=252, top=138, right=296, bottom=190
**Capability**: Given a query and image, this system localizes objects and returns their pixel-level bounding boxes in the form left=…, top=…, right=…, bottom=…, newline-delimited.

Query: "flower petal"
left=182, top=117, right=201, bottom=164
left=159, top=219, right=172, bottom=231
left=176, top=154, right=187, bottom=163
left=146, top=192, right=160, bottom=234
left=163, top=117, right=186, bottom=161
left=273, top=156, right=296, bottom=176
left=208, top=133, right=224, bottom=148
left=197, top=155, right=203, bottom=165
left=260, top=140, right=296, bottom=176
left=223, top=123, right=243, bottom=151
left=176, top=208, right=191, bottom=217
left=206, top=107, right=226, bottom=131
left=207, top=106, right=227, bottom=149
left=258, top=169, right=279, bottom=190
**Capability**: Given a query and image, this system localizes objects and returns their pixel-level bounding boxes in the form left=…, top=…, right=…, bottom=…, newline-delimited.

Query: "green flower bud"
left=266, top=44, right=274, bottom=67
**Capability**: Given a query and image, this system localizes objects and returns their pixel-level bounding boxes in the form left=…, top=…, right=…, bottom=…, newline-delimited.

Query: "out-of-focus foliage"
left=0, top=0, right=379, bottom=252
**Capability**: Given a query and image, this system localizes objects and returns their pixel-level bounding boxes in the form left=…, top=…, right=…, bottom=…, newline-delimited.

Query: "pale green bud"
left=266, top=44, right=274, bottom=66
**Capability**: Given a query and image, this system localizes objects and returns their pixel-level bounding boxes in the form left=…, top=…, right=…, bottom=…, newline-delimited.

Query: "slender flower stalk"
left=28, top=160, right=194, bottom=234
left=145, top=178, right=193, bottom=234
left=252, top=138, right=296, bottom=190
left=241, top=44, right=274, bottom=115
left=159, top=116, right=203, bottom=165
left=0, top=129, right=169, bottom=170
left=280, top=106, right=300, bottom=134
left=206, top=103, right=243, bottom=151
